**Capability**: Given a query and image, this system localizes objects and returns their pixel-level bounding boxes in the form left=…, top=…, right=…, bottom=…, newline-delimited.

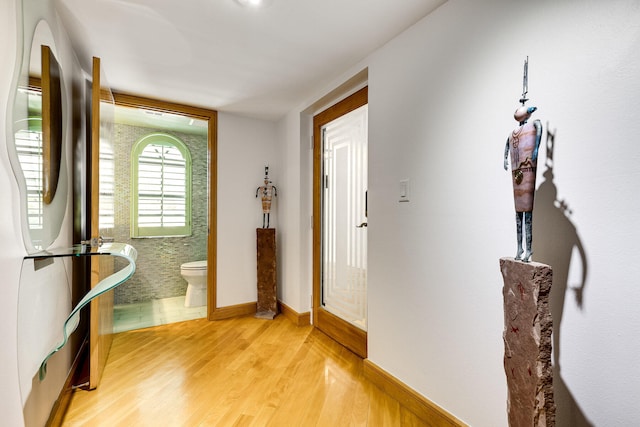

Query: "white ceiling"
left=55, top=0, right=446, bottom=120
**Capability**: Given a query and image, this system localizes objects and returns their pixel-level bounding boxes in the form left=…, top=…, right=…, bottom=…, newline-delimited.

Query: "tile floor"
left=113, top=296, right=207, bottom=333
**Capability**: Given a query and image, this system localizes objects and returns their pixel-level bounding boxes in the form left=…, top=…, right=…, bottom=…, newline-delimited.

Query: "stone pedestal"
left=500, top=257, right=555, bottom=427
left=256, top=228, right=277, bottom=319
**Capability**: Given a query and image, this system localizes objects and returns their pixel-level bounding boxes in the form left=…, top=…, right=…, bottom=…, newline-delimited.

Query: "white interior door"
left=321, top=104, right=368, bottom=330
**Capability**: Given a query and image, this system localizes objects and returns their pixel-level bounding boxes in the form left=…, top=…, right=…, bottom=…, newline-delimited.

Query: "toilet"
left=180, top=260, right=207, bottom=307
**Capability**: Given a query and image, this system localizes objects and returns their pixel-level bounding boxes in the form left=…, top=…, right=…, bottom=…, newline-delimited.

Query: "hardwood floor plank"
left=62, top=316, right=435, bottom=426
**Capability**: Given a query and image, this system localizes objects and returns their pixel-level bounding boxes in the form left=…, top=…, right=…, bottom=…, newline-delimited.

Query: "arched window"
left=131, top=133, right=192, bottom=237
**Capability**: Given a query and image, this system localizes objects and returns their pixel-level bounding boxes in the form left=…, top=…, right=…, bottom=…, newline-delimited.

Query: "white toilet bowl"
left=181, top=260, right=207, bottom=307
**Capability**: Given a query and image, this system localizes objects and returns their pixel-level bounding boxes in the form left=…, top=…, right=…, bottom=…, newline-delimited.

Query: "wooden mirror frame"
left=41, top=44, right=63, bottom=204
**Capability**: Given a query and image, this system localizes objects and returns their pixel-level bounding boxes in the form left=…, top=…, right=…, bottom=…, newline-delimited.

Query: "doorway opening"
left=110, top=94, right=217, bottom=331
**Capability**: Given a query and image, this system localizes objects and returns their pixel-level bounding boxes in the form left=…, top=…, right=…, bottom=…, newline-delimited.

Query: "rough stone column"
left=500, top=257, right=555, bottom=426
left=256, top=228, right=277, bottom=319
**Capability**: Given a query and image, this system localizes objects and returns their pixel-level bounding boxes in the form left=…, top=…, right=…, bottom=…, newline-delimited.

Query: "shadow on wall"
left=533, top=124, right=593, bottom=427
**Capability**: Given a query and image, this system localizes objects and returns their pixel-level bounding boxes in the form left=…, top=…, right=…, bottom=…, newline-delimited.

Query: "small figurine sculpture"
left=256, top=166, right=277, bottom=228
left=504, top=57, right=542, bottom=262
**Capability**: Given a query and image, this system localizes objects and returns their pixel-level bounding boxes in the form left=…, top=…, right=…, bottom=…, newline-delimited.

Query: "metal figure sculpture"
left=256, top=166, right=277, bottom=228
left=504, top=57, right=542, bottom=262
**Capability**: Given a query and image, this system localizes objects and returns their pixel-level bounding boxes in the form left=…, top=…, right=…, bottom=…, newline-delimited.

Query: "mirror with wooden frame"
left=10, top=19, right=67, bottom=252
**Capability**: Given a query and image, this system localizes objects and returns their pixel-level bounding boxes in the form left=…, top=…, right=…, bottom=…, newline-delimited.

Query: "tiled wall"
left=113, top=123, right=208, bottom=304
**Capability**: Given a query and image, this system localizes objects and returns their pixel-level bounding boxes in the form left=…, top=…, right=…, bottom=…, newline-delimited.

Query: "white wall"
left=279, top=0, right=640, bottom=425
left=217, top=112, right=278, bottom=307
left=0, top=0, right=29, bottom=423
left=366, top=0, right=640, bottom=425
left=275, top=111, right=315, bottom=313
left=1, top=0, right=80, bottom=424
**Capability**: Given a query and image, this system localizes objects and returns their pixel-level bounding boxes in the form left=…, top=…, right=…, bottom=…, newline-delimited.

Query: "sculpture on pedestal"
left=500, top=57, right=555, bottom=427
left=256, top=166, right=277, bottom=228
left=255, top=166, right=278, bottom=319
left=504, top=57, right=542, bottom=262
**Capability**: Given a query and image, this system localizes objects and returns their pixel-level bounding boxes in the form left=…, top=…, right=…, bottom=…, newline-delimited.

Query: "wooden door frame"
left=313, top=86, right=368, bottom=358
left=89, top=56, right=115, bottom=389
left=111, top=93, right=219, bottom=320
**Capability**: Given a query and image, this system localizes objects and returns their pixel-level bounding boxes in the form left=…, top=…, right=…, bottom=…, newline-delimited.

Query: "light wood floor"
left=62, top=315, right=426, bottom=426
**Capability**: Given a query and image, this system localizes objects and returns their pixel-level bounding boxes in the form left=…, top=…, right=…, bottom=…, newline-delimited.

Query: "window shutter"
left=132, top=134, right=191, bottom=237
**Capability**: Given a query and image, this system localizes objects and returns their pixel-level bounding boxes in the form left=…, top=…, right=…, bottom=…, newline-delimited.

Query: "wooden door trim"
left=89, top=57, right=109, bottom=389
left=312, top=86, right=368, bottom=358
left=90, top=58, right=101, bottom=252
left=111, top=93, right=218, bottom=320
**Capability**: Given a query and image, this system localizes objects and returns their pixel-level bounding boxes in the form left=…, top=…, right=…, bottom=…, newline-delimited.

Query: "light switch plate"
left=399, top=179, right=409, bottom=202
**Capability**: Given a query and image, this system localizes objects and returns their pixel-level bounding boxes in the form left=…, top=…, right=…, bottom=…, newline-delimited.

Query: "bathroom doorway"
left=110, top=94, right=217, bottom=332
